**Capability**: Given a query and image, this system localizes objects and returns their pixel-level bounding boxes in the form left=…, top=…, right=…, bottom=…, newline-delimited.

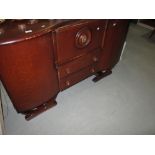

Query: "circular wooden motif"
left=75, top=27, right=91, bottom=48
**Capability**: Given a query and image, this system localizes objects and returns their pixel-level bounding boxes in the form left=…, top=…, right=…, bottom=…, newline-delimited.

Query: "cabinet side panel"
left=99, top=19, right=130, bottom=70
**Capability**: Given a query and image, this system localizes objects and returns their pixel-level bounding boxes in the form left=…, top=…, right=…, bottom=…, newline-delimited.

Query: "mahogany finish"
left=0, top=19, right=129, bottom=120
left=0, top=33, right=59, bottom=112
left=59, top=64, right=99, bottom=91
left=98, top=20, right=129, bottom=71
left=53, top=20, right=106, bottom=65
left=58, top=49, right=101, bottom=79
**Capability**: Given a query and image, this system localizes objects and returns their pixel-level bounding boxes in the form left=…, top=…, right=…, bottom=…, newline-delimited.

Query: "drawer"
left=54, top=20, right=106, bottom=65
left=59, top=65, right=98, bottom=91
left=57, top=49, right=101, bottom=79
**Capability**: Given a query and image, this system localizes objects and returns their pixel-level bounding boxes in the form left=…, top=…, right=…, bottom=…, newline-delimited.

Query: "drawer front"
left=59, top=65, right=98, bottom=91
left=54, top=20, right=106, bottom=65
left=58, top=50, right=101, bottom=79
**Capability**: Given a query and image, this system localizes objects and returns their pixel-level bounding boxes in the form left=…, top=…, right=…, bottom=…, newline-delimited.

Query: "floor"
left=1, top=23, right=155, bottom=135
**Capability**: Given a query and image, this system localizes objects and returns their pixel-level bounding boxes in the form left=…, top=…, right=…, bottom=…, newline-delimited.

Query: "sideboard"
left=0, top=19, right=129, bottom=120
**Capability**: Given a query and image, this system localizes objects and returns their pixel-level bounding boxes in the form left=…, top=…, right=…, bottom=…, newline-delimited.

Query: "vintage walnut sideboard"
left=0, top=19, right=129, bottom=120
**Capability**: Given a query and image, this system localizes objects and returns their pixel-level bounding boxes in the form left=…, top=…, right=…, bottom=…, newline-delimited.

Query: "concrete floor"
left=1, top=23, right=155, bottom=135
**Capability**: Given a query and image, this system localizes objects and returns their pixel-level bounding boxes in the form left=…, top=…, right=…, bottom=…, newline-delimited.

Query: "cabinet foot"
left=92, top=70, right=112, bottom=82
left=23, top=97, right=57, bottom=121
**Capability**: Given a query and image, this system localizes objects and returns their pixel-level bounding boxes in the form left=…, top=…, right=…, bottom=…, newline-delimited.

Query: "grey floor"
left=1, top=23, right=155, bottom=135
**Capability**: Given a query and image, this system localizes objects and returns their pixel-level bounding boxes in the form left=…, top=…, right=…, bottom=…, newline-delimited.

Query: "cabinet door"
left=0, top=33, right=59, bottom=112
left=54, top=20, right=106, bottom=65
left=99, top=19, right=129, bottom=70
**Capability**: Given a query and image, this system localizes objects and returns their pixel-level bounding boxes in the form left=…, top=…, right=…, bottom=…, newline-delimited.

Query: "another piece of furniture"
left=0, top=19, right=129, bottom=120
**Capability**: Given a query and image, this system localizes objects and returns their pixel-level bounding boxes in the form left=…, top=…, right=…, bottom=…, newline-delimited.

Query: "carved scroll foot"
left=92, top=70, right=112, bottom=82
left=23, top=97, right=57, bottom=121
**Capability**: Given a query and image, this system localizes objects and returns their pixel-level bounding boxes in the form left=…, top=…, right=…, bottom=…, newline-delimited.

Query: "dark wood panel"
left=57, top=49, right=101, bottom=79
left=54, top=20, right=106, bottom=65
left=98, top=19, right=129, bottom=71
left=0, top=33, right=59, bottom=112
left=59, top=65, right=98, bottom=91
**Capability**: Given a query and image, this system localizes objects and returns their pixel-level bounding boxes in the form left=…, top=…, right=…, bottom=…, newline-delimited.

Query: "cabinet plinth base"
left=92, top=70, right=112, bottom=82
left=23, top=97, right=57, bottom=121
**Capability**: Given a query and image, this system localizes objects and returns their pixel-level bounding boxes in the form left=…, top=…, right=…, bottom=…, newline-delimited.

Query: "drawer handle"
left=25, top=29, right=33, bottom=33
left=93, top=57, right=98, bottom=62
left=75, top=27, right=91, bottom=48
left=66, top=81, right=70, bottom=86
left=66, top=68, right=70, bottom=74
left=97, top=27, right=100, bottom=31
left=91, top=68, right=95, bottom=73
left=112, top=23, right=117, bottom=27
left=0, top=28, right=4, bottom=35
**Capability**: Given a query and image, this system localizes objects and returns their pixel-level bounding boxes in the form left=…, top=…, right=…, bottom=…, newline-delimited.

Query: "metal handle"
left=93, top=57, right=98, bottom=62
left=66, top=81, right=70, bottom=86
left=66, top=68, right=70, bottom=74
left=97, top=27, right=100, bottom=31
left=91, top=68, right=95, bottom=73
left=80, top=34, right=87, bottom=44
left=0, top=28, right=4, bottom=35
left=112, top=23, right=117, bottom=27
left=75, top=28, right=91, bottom=48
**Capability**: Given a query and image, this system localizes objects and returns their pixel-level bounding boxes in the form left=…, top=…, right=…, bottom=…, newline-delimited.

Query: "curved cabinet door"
left=0, top=33, right=59, bottom=112
left=99, top=19, right=129, bottom=70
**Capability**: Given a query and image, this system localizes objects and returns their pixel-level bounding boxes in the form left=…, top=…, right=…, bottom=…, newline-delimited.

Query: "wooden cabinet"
left=0, top=19, right=129, bottom=120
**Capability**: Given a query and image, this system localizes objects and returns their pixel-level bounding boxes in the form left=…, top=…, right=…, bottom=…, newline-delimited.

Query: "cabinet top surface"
left=0, top=19, right=80, bottom=46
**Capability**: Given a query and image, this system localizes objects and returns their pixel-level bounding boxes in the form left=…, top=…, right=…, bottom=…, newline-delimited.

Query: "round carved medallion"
left=75, top=27, right=91, bottom=48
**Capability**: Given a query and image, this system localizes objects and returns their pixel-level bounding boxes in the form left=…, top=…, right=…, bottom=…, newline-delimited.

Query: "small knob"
left=91, top=68, right=95, bottom=73
left=80, top=34, right=87, bottom=44
left=97, top=27, right=100, bottom=31
left=66, top=68, right=70, bottom=74
left=93, top=57, right=98, bottom=62
left=0, top=28, right=4, bottom=35
left=66, top=81, right=70, bottom=86
left=76, top=28, right=91, bottom=48
left=112, top=23, right=117, bottom=27
left=42, top=103, right=47, bottom=110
